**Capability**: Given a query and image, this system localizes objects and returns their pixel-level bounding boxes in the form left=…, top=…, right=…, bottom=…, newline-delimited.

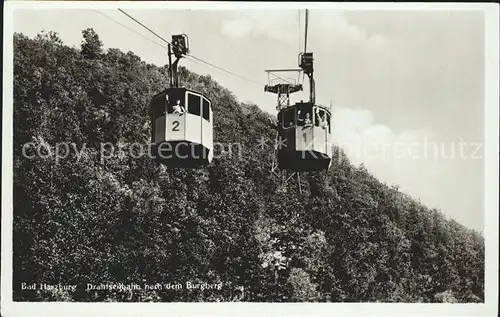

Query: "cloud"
left=220, top=19, right=254, bottom=39
left=331, top=106, right=428, bottom=193
left=331, top=107, right=429, bottom=167
left=331, top=106, right=483, bottom=231
left=219, top=11, right=301, bottom=44
left=218, top=10, right=394, bottom=55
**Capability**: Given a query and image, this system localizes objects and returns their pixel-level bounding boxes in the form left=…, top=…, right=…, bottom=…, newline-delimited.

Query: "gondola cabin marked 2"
left=150, top=34, right=213, bottom=168
left=150, top=88, right=213, bottom=167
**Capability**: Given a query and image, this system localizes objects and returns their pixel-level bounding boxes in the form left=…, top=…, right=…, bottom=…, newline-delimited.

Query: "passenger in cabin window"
left=304, top=113, right=312, bottom=126
left=297, top=109, right=312, bottom=127
left=173, top=100, right=185, bottom=115
left=315, top=108, right=327, bottom=129
left=318, top=112, right=327, bottom=129
left=322, top=115, right=328, bottom=129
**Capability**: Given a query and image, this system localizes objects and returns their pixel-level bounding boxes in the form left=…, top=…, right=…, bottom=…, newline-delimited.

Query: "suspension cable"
left=117, top=8, right=262, bottom=86
left=93, top=9, right=167, bottom=50
left=117, top=9, right=171, bottom=47
left=93, top=10, right=214, bottom=75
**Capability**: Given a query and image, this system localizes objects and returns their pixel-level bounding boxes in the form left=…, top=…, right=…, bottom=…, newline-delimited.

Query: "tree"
left=81, top=28, right=103, bottom=60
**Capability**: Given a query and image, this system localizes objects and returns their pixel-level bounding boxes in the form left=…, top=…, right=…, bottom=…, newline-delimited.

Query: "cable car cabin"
left=150, top=88, right=213, bottom=168
left=277, top=103, right=332, bottom=172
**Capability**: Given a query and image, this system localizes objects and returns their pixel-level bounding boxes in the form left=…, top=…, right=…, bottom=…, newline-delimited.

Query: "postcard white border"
left=2, top=2, right=499, bottom=317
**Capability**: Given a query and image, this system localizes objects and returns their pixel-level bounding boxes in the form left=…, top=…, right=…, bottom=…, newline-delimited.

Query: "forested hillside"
left=12, top=29, right=484, bottom=302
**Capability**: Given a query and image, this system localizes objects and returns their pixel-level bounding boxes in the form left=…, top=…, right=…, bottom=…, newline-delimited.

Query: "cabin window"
left=314, top=108, right=325, bottom=127
left=164, top=94, right=177, bottom=114
left=187, top=93, right=201, bottom=116
left=153, top=97, right=166, bottom=118
left=282, top=108, right=295, bottom=129
left=202, top=98, right=210, bottom=122
left=296, top=105, right=312, bottom=127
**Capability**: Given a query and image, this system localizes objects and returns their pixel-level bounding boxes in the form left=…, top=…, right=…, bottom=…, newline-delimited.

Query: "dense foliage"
left=12, top=29, right=484, bottom=302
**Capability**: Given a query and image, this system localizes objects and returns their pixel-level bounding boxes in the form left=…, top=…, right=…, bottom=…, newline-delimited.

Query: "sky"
left=12, top=6, right=486, bottom=232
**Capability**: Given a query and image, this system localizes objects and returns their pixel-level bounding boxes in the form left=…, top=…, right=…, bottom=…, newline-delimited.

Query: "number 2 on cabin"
left=172, top=120, right=180, bottom=132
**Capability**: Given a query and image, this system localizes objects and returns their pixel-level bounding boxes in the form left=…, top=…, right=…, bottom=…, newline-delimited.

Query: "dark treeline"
left=12, top=29, right=484, bottom=302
